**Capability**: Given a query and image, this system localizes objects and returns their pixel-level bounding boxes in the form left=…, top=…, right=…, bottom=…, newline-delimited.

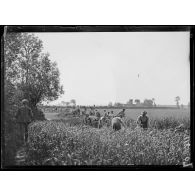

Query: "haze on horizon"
left=35, top=32, right=190, bottom=106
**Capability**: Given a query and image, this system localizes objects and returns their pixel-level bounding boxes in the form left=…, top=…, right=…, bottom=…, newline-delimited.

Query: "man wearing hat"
left=136, top=111, right=149, bottom=129
left=15, top=99, right=33, bottom=144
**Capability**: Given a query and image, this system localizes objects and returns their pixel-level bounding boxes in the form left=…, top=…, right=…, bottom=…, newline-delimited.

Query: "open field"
left=21, top=108, right=191, bottom=166
left=97, top=108, right=190, bottom=120
left=45, top=108, right=190, bottom=121
left=45, top=112, right=59, bottom=120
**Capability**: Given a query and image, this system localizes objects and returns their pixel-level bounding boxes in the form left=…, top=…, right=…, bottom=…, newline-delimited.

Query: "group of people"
left=75, top=107, right=149, bottom=131
left=15, top=99, right=149, bottom=144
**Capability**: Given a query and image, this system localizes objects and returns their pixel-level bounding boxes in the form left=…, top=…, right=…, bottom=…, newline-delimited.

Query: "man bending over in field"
left=112, top=116, right=126, bottom=131
left=136, top=111, right=149, bottom=129
left=116, top=109, right=126, bottom=118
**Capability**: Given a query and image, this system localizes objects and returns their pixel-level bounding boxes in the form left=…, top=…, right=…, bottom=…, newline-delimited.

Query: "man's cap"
left=142, top=111, right=147, bottom=114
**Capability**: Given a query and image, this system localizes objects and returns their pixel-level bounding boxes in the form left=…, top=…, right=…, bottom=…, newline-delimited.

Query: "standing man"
left=111, top=116, right=126, bottom=131
left=136, top=111, right=149, bottom=129
left=15, top=99, right=34, bottom=144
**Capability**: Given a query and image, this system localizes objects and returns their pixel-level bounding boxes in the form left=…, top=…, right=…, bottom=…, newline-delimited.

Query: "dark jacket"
left=16, top=105, right=33, bottom=123
left=137, top=115, right=149, bottom=128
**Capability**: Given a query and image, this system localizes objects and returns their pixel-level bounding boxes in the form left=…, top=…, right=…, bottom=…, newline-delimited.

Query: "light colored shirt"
left=112, top=117, right=125, bottom=126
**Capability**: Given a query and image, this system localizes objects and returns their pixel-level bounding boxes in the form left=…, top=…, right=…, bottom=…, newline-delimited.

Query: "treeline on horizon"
left=41, top=96, right=190, bottom=109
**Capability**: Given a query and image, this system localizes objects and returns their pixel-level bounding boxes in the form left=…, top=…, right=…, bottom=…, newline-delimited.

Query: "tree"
left=5, top=33, right=64, bottom=108
left=108, top=102, right=113, bottom=107
left=61, top=101, right=66, bottom=106
left=114, top=102, right=123, bottom=107
left=143, top=99, right=153, bottom=107
left=70, top=99, right=76, bottom=106
left=127, top=99, right=133, bottom=105
left=175, top=96, right=180, bottom=108
left=135, top=99, right=140, bottom=106
left=66, top=102, right=70, bottom=107
left=152, top=98, right=155, bottom=106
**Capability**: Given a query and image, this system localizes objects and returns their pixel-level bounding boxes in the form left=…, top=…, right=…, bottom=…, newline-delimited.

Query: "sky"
left=35, top=32, right=190, bottom=106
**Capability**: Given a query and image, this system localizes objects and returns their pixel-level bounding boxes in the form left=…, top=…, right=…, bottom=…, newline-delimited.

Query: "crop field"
left=22, top=108, right=191, bottom=166
left=97, top=108, right=190, bottom=120
left=45, top=108, right=190, bottom=121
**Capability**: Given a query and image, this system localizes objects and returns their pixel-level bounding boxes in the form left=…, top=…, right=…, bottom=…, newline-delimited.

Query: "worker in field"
left=116, top=108, right=126, bottom=118
left=95, top=109, right=101, bottom=118
left=76, top=105, right=80, bottom=116
left=111, top=115, right=126, bottom=131
left=98, top=110, right=106, bottom=128
left=15, top=99, right=34, bottom=144
left=83, top=107, right=89, bottom=123
left=89, top=107, right=95, bottom=116
left=109, top=110, right=115, bottom=119
left=81, top=107, right=86, bottom=115
left=136, top=111, right=149, bottom=129
left=103, top=110, right=108, bottom=118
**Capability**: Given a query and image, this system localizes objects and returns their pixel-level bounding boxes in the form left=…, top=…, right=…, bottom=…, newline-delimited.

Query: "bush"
left=32, top=107, right=46, bottom=121
left=3, top=80, right=46, bottom=166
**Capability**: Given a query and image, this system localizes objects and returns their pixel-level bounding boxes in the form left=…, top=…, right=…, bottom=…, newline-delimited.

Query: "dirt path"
left=15, top=112, right=59, bottom=165
left=15, top=146, right=26, bottom=165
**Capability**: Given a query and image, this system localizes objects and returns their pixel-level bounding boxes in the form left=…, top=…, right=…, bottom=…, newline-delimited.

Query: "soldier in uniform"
left=136, top=111, right=149, bottom=129
left=15, top=99, right=33, bottom=144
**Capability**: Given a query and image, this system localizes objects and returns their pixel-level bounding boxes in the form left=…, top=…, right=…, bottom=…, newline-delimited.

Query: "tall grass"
left=24, top=117, right=190, bottom=166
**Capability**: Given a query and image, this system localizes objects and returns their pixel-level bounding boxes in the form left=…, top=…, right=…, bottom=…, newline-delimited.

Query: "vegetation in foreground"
left=24, top=116, right=190, bottom=166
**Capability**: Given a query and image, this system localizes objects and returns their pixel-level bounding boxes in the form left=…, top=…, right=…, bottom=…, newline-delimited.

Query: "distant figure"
left=82, top=107, right=87, bottom=115
left=95, top=110, right=101, bottom=118
left=89, top=107, right=95, bottom=116
left=112, top=116, right=126, bottom=131
left=116, top=109, right=126, bottom=118
left=76, top=106, right=80, bottom=116
left=109, top=110, right=114, bottom=119
left=103, top=110, right=108, bottom=118
left=15, top=99, right=33, bottom=144
left=98, top=110, right=108, bottom=128
left=136, top=111, right=149, bottom=129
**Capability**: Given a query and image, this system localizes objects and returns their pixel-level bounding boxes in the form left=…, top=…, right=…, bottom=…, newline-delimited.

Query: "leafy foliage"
left=3, top=33, right=63, bottom=166
left=5, top=33, right=64, bottom=107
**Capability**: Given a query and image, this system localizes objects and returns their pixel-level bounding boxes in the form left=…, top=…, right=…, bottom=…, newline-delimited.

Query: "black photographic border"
left=1, top=25, right=194, bottom=171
